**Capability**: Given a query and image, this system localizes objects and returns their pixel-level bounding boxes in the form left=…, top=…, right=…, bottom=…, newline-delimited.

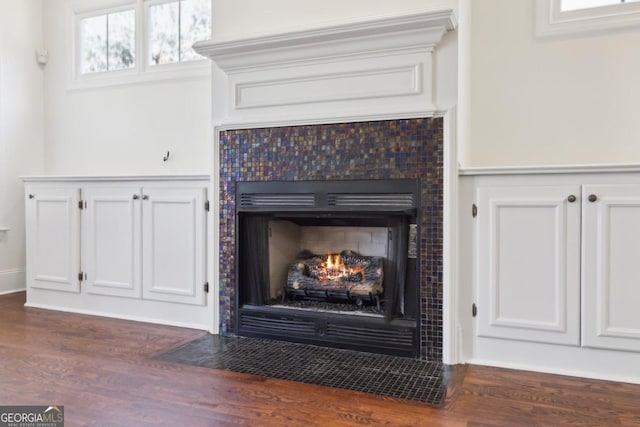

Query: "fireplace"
left=219, top=118, right=444, bottom=361
left=194, top=9, right=454, bottom=361
left=236, top=179, right=420, bottom=356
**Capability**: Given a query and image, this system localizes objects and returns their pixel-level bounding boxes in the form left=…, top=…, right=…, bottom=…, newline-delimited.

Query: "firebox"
left=236, top=179, right=420, bottom=357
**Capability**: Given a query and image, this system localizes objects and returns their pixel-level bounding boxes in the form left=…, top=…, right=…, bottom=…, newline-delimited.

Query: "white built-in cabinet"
left=26, top=187, right=82, bottom=294
left=82, top=186, right=142, bottom=299
left=582, top=184, right=640, bottom=352
left=476, top=179, right=640, bottom=353
left=141, top=187, right=207, bottom=305
left=23, top=176, right=210, bottom=330
left=476, top=185, right=581, bottom=346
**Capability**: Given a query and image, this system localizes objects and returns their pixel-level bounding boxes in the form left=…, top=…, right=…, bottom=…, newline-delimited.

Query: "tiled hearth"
left=218, top=117, right=444, bottom=361
left=157, top=335, right=445, bottom=404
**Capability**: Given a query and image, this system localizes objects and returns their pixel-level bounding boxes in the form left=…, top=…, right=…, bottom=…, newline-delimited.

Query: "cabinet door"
left=142, top=187, right=206, bottom=305
left=477, top=185, right=581, bottom=345
left=82, top=187, right=142, bottom=298
left=26, top=187, right=81, bottom=293
left=582, top=184, right=640, bottom=352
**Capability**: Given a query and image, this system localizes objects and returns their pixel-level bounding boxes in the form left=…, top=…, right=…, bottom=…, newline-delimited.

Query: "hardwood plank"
left=1, top=292, right=639, bottom=426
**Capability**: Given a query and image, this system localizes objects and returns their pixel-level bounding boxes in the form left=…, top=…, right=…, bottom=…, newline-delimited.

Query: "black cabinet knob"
left=588, top=194, right=598, bottom=202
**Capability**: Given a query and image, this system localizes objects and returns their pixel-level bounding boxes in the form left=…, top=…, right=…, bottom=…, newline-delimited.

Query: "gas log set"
left=285, top=250, right=384, bottom=310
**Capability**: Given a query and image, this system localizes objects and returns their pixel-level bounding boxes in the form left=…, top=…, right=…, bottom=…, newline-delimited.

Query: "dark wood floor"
left=1, top=292, right=639, bottom=426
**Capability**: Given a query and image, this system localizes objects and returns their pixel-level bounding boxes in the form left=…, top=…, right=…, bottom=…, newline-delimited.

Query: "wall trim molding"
left=442, top=108, right=460, bottom=365
left=459, top=163, right=640, bottom=176
left=0, top=269, right=26, bottom=295
left=20, top=174, right=210, bottom=182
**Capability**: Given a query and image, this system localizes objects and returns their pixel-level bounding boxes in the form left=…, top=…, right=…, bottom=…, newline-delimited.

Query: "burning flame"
left=326, top=253, right=343, bottom=270
left=318, top=253, right=364, bottom=282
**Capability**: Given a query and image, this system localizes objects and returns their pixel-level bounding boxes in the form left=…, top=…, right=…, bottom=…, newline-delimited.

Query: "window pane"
left=80, top=15, right=107, bottom=74
left=149, top=2, right=179, bottom=65
left=179, top=0, right=212, bottom=62
left=108, top=10, right=135, bottom=71
left=561, top=0, right=639, bottom=12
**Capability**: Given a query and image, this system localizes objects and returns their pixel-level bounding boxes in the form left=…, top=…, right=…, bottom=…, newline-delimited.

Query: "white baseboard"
left=471, top=337, right=640, bottom=385
left=0, top=269, right=26, bottom=295
left=468, top=357, right=640, bottom=386
left=24, top=302, right=209, bottom=331
left=24, top=285, right=213, bottom=332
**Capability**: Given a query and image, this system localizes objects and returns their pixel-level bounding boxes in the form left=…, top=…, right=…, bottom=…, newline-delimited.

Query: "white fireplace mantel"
left=194, top=10, right=457, bottom=127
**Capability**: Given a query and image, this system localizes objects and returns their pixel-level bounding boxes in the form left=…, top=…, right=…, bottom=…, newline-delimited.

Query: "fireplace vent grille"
left=239, top=193, right=315, bottom=208
left=326, top=324, right=415, bottom=347
left=237, top=180, right=418, bottom=212
left=238, top=308, right=417, bottom=357
left=240, top=313, right=316, bottom=334
left=327, top=193, right=414, bottom=208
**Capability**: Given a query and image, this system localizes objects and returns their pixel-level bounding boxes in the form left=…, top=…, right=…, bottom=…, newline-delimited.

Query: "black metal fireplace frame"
left=234, top=179, right=422, bottom=357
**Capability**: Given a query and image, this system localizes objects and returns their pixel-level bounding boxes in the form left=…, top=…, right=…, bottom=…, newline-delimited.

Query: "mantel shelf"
left=194, top=11, right=457, bottom=71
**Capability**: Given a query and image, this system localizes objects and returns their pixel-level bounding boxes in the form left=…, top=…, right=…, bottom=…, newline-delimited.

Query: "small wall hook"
left=163, top=151, right=170, bottom=162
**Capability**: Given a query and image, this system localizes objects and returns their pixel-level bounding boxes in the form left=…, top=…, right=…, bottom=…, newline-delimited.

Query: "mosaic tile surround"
left=219, top=118, right=444, bottom=361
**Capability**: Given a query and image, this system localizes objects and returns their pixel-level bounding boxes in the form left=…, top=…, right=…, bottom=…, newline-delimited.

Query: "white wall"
left=212, top=0, right=458, bottom=41
left=462, top=0, right=640, bottom=167
left=0, top=0, right=45, bottom=293
left=42, top=0, right=212, bottom=175
left=40, top=0, right=457, bottom=174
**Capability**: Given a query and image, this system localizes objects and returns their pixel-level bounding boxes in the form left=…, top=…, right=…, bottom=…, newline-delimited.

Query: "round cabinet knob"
left=28, top=194, right=35, bottom=199
left=132, top=194, right=139, bottom=200
left=588, top=194, right=598, bottom=202
left=142, top=195, right=149, bottom=200
left=567, top=195, right=576, bottom=203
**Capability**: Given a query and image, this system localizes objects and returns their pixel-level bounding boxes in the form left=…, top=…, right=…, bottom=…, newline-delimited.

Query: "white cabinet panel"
left=26, top=188, right=81, bottom=293
left=582, top=184, right=640, bottom=352
left=23, top=176, right=210, bottom=331
left=82, top=187, right=142, bottom=298
left=142, top=187, right=206, bottom=306
left=477, top=185, right=581, bottom=345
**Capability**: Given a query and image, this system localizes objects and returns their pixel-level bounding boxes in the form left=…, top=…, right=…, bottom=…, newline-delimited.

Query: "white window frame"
left=535, top=0, right=640, bottom=37
left=143, top=0, right=211, bottom=72
left=69, top=0, right=211, bottom=91
left=72, top=4, right=140, bottom=83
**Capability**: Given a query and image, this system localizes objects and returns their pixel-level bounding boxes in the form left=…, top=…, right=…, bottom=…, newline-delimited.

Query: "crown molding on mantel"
left=194, top=10, right=457, bottom=127
left=194, top=11, right=457, bottom=71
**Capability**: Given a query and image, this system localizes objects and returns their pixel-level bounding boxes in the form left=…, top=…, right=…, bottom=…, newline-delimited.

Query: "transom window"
left=80, top=9, right=136, bottom=74
left=149, top=0, right=211, bottom=65
left=535, top=0, right=640, bottom=36
left=561, top=0, right=640, bottom=11
left=74, top=0, right=211, bottom=87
